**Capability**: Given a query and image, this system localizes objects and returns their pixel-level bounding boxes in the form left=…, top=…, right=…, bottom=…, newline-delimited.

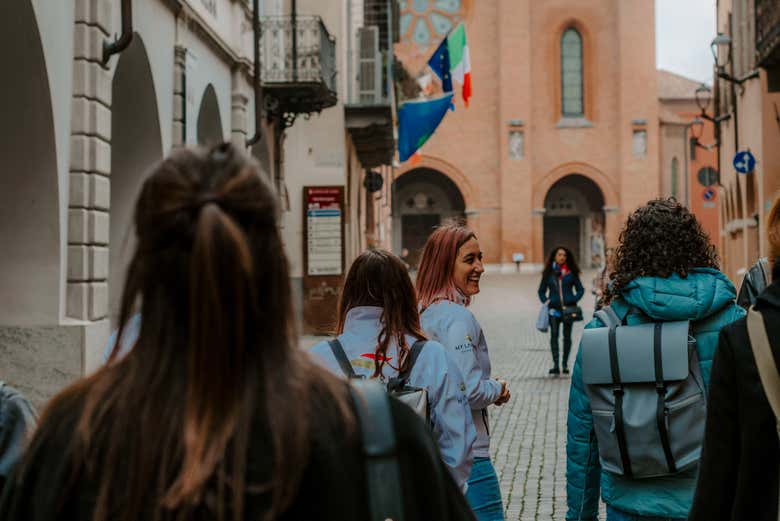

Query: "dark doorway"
left=392, top=168, right=466, bottom=266
left=543, top=174, right=606, bottom=268
left=544, top=216, right=580, bottom=260
left=402, top=214, right=441, bottom=267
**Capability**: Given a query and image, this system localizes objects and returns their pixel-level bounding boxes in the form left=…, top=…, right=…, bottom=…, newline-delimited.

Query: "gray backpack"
left=328, top=339, right=430, bottom=422
left=580, top=306, right=707, bottom=478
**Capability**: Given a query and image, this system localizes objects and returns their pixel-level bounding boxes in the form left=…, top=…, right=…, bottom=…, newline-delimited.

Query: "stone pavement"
left=470, top=271, right=604, bottom=521
left=300, top=270, right=605, bottom=520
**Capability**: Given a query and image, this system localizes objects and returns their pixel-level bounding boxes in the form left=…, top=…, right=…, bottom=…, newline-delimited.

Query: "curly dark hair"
left=606, top=198, right=719, bottom=302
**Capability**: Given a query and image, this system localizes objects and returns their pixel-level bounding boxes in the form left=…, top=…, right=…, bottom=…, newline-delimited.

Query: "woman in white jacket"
left=416, top=224, right=510, bottom=521
left=310, top=249, right=477, bottom=491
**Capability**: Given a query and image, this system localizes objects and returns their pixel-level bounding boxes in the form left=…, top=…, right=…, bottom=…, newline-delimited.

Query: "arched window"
left=561, top=28, right=583, bottom=117
left=671, top=157, right=679, bottom=199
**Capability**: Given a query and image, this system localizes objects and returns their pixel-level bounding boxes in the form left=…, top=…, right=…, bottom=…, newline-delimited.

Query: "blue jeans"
left=465, top=457, right=504, bottom=521
left=605, top=505, right=685, bottom=521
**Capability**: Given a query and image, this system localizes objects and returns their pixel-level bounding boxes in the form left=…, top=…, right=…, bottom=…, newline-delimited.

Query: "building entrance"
left=393, top=168, right=465, bottom=268
left=543, top=174, right=605, bottom=268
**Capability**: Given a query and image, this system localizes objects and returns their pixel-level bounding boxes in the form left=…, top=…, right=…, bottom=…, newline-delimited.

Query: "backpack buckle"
left=611, top=386, right=624, bottom=397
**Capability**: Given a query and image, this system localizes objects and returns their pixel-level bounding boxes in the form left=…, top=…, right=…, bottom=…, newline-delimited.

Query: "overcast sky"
left=656, top=0, right=717, bottom=84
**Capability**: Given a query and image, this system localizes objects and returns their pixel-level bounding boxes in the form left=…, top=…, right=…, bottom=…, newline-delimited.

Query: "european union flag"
left=398, top=93, right=455, bottom=162
left=428, top=37, right=453, bottom=93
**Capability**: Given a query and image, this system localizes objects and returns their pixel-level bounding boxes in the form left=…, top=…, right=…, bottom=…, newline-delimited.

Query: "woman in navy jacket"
left=537, top=246, right=584, bottom=375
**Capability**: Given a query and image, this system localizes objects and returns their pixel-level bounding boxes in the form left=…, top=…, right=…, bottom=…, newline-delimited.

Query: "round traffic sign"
left=363, top=170, right=384, bottom=193
left=733, top=150, right=756, bottom=174
left=703, top=187, right=717, bottom=202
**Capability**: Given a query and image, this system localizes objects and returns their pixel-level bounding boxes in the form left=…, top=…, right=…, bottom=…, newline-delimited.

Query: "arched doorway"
left=392, top=168, right=465, bottom=267
left=543, top=174, right=605, bottom=268
left=0, top=1, right=60, bottom=325
left=109, top=34, right=163, bottom=321
left=197, top=84, right=223, bottom=145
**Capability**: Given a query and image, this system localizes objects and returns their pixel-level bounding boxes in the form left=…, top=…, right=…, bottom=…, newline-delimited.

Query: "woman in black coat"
left=537, top=246, right=584, bottom=375
left=688, top=265, right=780, bottom=521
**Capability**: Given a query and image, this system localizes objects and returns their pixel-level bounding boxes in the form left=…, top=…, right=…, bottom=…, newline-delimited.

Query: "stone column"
left=67, top=0, right=112, bottom=322
left=231, top=68, right=249, bottom=148
left=173, top=45, right=187, bottom=147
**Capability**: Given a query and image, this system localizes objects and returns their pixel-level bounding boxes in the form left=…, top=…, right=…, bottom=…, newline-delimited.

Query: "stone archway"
left=392, top=167, right=466, bottom=268
left=0, top=0, right=60, bottom=325
left=109, top=34, right=164, bottom=322
left=543, top=174, right=605, bottom=269
left=197, top=84, right=224, bottom=145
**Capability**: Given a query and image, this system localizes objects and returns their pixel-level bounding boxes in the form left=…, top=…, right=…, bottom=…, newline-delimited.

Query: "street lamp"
left=710, top=32, right=759, bottom=85
left=695, top=83, right=711, bottom=112
left=690, top=116, right=705, bottom=141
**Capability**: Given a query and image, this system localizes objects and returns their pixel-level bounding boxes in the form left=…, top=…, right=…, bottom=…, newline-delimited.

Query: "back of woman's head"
left=35, top=144, right=349, bottom=521
left=416, top=224, right=476, bottom=310
left=337, top=249, right=425, bottom=376
left=607, top=197, right=719, bottom=300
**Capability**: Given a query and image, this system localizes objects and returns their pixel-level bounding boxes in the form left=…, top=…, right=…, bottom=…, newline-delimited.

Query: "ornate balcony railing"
left=260, top=15, right=337, bottom=122
left=756, top=0, right=780, bottom=67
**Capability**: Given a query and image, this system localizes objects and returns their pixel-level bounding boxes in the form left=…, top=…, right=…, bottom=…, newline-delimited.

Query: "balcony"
left=756, top=0, right=780, bottom=67
left=260, top=15, right=337, bottom=124
left=344, top=22, right=398, bottom=168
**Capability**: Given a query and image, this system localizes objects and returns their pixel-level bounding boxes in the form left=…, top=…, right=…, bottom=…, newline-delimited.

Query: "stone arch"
left=392, top=165, right=467, bottom=268
left=0, top=1, right=60, bottom=325
left=396, top=155, right=475, bottom=209
left=533, top=163, right=617, bottom=266
left=109, top=33, right=164, bottom=321
left=197, top=84, right=224, bottom=145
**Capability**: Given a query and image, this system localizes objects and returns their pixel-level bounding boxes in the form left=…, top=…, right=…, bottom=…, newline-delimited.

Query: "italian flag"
left=447, top=23, right=472, bottom=107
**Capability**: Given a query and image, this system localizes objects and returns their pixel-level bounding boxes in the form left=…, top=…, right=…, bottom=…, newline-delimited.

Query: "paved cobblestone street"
left=470, top=271, right=603, bottom=521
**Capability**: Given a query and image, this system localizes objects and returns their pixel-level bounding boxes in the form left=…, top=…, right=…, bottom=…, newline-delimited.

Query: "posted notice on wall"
left=305, top=186, right=343, bottom=276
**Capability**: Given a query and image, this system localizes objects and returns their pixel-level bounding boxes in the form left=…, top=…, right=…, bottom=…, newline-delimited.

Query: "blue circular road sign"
left=733, top=150, right=756, bottom=174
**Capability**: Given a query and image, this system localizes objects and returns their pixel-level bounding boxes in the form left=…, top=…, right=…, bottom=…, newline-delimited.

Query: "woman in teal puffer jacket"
left=565, top=199, right=745, bottom=521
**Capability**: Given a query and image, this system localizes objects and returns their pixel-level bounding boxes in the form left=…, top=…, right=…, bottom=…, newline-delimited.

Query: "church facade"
left=392, top=0, right=661, bottom=269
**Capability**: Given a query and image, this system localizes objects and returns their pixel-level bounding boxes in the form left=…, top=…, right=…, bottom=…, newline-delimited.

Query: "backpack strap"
left=652, top=322, right=677, bottom=474
left=397, top=340, right=426, bottom=383
left=328, top=339, right=360, bottom=379
left=747, top=308, right=780, bottom=424
left=604, top=305, right=633, bottom=477
left=349, top=379, right=405, bottom=521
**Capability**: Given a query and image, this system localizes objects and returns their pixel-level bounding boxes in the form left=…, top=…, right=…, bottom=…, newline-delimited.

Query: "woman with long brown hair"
left=310, top=249, right=476, bottom=491
left=0, top=144, right=475, bottom=521
left=416, top=224, right=510, bottom=521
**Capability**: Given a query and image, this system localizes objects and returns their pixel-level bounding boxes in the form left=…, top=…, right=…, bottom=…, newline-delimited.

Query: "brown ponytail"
left=24, top=143, right=352, bottom=521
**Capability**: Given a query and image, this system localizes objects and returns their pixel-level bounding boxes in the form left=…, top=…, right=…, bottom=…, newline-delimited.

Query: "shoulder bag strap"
left=652, top=322, right=677, bottom=474
left=397, top=340, right=426, bottom=383
left=328, top=339, right=359, bottom=379
left=349, top=379, right=405, bottom=521
left=595, top=305, right=621, bottom=329
left=746, top=307, right=780, bottom=521
left=747, top=309, right=780, bottom=421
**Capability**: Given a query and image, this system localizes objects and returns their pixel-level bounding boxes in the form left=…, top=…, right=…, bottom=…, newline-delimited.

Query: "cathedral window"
left=561, top=28, right=583, bottom=117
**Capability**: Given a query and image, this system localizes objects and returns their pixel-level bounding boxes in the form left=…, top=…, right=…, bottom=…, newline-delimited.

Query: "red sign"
left=305, top=186, right=343, bottom=276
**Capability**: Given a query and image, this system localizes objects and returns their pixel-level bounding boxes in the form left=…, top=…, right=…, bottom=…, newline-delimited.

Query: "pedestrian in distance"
left=416, top=224, right=510, bottom=521
left=310, top=248, right=477, bottom=491
left=566, top=198, right=745, bottom=521
left=0, top=143, right=476, bottom=521
left=537, top=246, right=585, bottom=375
left=689, top=194, right=780, bottom=521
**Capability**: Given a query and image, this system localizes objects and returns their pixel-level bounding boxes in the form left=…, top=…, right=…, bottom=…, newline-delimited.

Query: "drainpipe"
left=246, top=0, right=263, bottom=147
left=103, top=0, right=133, bottom=65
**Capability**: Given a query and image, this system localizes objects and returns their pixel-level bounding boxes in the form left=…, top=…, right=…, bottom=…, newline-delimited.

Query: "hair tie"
left=194, top=194, right=220, bottom=210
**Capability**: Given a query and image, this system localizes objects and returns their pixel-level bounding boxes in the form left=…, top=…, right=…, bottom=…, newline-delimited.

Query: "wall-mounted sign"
left=305, top=186, right=343, bottom=276
left=733, top=150, right=756, bottom=174
left=363, top=170, right=384, bottom=193
left=703, top=187, right=717, bottom=202
left=697, top=166, right=719, bottom=187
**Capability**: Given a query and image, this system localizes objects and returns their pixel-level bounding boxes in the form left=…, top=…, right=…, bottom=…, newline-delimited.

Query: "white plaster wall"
left=282, top=0, right=348, bottom=279
left=182, top=30, right=232, bottom=145
left=32, top=0, right=75, bottom=323
left=111, top=0, right=176, bottom=153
